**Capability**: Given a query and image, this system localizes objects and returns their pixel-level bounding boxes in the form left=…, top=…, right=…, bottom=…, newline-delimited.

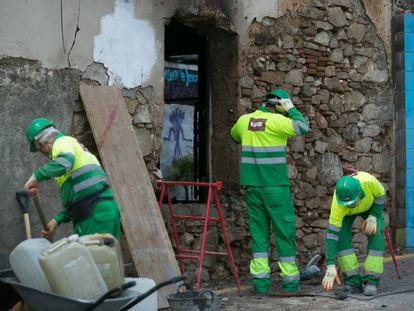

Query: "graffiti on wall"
left=160, top=103, right=194, bottom=179
left=164, top=62, right=198, bottom=100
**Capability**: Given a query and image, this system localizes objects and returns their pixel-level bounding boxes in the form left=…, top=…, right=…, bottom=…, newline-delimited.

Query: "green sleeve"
left=230, top=121, right=241, bottom=143
left=34, top=153, right=75, bottom=181
left=369, top=203, right=383, bottom=218
left=287, top=107, right=309, bottom=136
left=325, top=200, right=345, bottom=265
left=54, top=210, right=70, bottom=225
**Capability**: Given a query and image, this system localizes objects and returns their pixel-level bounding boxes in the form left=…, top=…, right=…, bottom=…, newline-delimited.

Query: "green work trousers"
left=246, top=185, right=300, bottom=293
left=337, top=210, right=384, bottom=287
left=73, top=199, right=121, bottom=239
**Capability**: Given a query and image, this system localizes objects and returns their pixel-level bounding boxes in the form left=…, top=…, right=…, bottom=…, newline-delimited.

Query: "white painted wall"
left=93, top=0, right=157, bottom=88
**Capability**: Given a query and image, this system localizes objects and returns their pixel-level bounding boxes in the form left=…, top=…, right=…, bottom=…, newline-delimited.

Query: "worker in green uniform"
left=230, top=89, right=309, bottom=295
left=24, top=118, right=121, bottom=240
left=322, top=171, right=385, bottom=296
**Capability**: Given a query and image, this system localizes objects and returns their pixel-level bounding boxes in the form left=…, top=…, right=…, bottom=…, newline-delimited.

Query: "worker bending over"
left=231, top=89, right=309, bottom=295
left=24, top=118, right=121, bottom=240
left=323, top=171, right=385, bottom=296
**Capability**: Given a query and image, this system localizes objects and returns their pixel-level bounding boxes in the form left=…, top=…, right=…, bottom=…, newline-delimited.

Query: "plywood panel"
left=79, top=83, right=179, bottom=308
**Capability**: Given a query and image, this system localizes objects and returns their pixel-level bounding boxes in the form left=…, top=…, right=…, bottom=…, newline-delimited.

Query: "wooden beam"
left=79, top=83, right=179, bottom=308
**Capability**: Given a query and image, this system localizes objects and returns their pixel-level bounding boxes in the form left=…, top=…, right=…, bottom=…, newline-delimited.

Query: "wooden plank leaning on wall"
left=79, top=83, right=180, bottom=308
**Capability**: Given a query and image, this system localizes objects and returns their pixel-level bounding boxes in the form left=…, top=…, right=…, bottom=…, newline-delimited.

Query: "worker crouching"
left=322, top=171, right=385, bottom=296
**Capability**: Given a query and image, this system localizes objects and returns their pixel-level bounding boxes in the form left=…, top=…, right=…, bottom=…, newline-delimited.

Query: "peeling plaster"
left=93, top=0, right=156, bottom=88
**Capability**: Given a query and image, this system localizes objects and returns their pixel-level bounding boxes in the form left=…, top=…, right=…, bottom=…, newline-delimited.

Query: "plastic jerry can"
left=79, top=233, right=125, bottom=290
left=39, top=234, right=107, bottom=300
left=9, top=238, right=52, bottom=292
left=123, top=277, right=157, bottom=311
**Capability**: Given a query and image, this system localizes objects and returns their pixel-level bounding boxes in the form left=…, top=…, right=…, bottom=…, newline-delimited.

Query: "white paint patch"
left=93, top=0, right=156, bottom=88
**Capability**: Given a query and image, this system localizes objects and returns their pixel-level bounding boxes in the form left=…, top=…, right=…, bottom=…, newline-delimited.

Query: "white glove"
left=24, top=174, right=39, bottom=198
left=322, top=265, right=341, bottom=291
left=277, top=98, right=294, bottom=111
left=361, top=215, right=377, bottom=235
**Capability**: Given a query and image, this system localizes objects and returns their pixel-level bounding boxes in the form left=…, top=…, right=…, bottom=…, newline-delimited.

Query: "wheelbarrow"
left=0, top=269, right=187, bottom=311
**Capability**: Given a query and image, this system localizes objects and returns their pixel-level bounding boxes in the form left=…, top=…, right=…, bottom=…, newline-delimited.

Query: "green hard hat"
left=266, top=88, right=290, bottom=100
left=26, top=118, right=55, bottom=152
left=335, top=176, right=361, bottom=206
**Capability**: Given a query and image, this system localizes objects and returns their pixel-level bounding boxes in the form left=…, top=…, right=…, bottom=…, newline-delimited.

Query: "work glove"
left=41, top=219, right=57, bottom=241
left=24, top=174, right=39, bottom=198
left=361, top=215, right=377, bottom=235
left=277, top=98, right=294, bottom=112
left=322, top=265, right=341, bottom=291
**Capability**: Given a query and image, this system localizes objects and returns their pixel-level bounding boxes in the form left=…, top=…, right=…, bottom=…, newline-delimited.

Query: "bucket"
left=123, top=277, right=157, bottom=311
left=79, top=233, right=124, bottom=290
left=39, top=234, right=107, bottom=300
left=167, top=288, right=222, bottom=311
left=9, top=238, right=52, bottom=292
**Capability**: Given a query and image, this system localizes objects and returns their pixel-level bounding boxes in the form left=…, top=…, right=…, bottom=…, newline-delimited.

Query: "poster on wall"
left=161, top=103, right=195, bottom=200
left=164, top=61, right=198, bottom=100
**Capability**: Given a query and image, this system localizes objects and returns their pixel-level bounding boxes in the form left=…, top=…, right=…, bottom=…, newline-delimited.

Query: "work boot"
left=362, top=282, right=377, bottom=296
left=344, top=284, right=363, bottom=294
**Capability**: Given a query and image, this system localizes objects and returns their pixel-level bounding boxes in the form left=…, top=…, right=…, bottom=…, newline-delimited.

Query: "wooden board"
left=80, top=84, right=179, bottom=308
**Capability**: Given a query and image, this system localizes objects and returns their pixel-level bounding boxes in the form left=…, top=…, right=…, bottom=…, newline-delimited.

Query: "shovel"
left=15, top=191, right=32, bottom=240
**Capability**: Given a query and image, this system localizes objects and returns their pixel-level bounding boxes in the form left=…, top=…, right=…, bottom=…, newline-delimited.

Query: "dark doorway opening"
left=162, top=19, right=208, bottom=202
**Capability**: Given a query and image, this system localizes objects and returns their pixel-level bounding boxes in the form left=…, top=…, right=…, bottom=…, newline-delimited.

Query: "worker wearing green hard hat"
left=24, top=118, right=121, bottom=240
left=231, top=88, right=309, bottom=295
left=322, top=172, right=385, bottom=296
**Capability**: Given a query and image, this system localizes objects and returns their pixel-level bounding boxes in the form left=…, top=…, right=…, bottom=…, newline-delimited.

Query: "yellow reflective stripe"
left=250, top=258, right=270, bottom=276
left=241, top=157, right=287, bottom=164
left=337, top=252, right=359, bottom=273
left=278, top=262, right=299, bottom=278
left=364, top=253, right=384, bottom=274
left=242, top=146, right=286, bottom=152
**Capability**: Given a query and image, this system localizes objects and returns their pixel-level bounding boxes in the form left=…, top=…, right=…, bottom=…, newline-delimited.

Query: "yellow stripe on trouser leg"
left=363, top=251, right=384, bottom=286
left=337, top=252, right=361, bottom=287
left=278, top=261, right=300, bottom=292
left=250, top=257, right=271, bottom=293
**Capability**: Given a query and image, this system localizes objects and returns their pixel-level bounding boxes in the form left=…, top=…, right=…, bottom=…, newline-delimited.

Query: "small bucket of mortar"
left=167, top=287, right=222, bottom=311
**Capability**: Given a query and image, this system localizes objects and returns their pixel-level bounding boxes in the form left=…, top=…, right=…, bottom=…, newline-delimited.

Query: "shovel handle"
left=32, top=197, right=48, bottom=230
left=23, top=213, right=32, bottom=239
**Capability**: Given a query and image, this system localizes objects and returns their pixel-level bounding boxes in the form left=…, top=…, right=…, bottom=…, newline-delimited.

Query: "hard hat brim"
left=336, top=193, right=359, bottom=207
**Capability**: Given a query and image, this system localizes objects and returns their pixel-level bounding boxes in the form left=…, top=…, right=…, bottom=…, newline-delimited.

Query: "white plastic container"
left=9, top=238, right=52, bottom=292
left=124, top=277, right=157, bottom=311
left=39, top=234, right=108, bottom=300
left=79, top=233, right=124, bottom=290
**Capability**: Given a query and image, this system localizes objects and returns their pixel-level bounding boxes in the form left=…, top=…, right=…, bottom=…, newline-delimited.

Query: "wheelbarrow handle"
left=87, top=281, right=137, bottom=311
left=119, top=275, right=188, bottom=311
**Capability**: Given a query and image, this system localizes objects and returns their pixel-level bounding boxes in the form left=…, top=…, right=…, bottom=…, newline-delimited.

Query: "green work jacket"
left=230, top=106, right=309, bottom=186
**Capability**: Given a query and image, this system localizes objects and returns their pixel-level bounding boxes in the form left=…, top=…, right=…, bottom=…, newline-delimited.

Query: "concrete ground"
left=217, top=253, right=414, bottom=311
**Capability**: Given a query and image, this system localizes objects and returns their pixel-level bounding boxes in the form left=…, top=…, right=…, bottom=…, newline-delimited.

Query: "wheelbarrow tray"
left=0, top=270, right=137, bottom=311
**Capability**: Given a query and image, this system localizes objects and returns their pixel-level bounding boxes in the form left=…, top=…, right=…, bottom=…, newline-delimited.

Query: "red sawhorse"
left=156, top=180, right=241, bottom=291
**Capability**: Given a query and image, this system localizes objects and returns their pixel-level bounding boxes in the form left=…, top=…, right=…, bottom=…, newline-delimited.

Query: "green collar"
left=258, top=106, right=271, bottom=113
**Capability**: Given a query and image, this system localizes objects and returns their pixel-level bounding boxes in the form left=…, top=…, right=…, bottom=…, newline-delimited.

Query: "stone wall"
left=162, top=0, right=395, bottom=283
